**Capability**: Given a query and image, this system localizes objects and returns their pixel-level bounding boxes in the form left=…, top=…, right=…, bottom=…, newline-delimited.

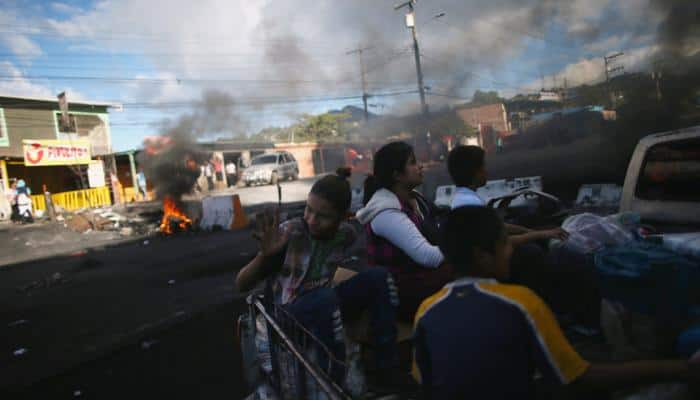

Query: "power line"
left=0, top=73, right=429, bottom=87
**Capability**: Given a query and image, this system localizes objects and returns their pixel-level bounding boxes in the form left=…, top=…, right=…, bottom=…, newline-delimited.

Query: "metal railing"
left=248, top=295, right=352, bottom=400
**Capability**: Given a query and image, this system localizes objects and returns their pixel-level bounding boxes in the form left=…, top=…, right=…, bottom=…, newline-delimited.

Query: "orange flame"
left=160, top=196, right=192, bottom=235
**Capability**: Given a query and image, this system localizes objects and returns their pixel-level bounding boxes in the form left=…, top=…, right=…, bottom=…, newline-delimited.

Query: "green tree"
left=296, top=112, right=349, bottom=142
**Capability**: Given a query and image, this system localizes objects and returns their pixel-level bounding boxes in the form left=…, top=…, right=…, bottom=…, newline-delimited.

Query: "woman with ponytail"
left=236, top=168, right=399, bottom=388
left=357, top=142, right=452, bottom=321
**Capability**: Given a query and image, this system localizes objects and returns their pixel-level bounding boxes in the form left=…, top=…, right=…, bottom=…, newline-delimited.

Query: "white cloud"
left=0, top=61, right=53, bottom=98
left=0, top=10, right=43, bottom=60
left=521, top=45, right=660, bottom=92
left=50, top=2, right=83, bottom=14
left=1, top=0, right=674, bottom=125
left=1, top=34, right=43, bottom=59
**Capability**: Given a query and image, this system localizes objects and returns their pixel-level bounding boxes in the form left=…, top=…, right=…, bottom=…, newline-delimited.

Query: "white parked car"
left=242, top=152, right=299, bottom=186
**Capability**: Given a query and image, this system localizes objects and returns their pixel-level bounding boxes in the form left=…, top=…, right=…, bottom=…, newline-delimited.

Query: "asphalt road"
left=1, top=227, right=258, bottom=396
left=9, top=301, right=249, bottom=400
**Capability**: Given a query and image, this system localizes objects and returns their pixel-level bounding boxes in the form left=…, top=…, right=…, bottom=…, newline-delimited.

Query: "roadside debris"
left=7, top=319, right=28, bottom=327
left=73, top=390, right=82, bottom=397
left=13, top=348, right=28, bottom=357
left=18, top=272, right=68, bottom=292
left=168, top=279, right=176, bottom=285
left=35, top=205, right=163, bottom=238
left=65, top=214, right=92, bottom=233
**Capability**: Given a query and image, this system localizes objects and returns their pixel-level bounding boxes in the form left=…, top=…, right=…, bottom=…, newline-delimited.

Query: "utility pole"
left=652, top=60, right=663, bottom=102
left=395, top=1, right=428, bottom=116
left=604, top=52, right=624, bottom=108
left=346, top=46, right=373, bottom=122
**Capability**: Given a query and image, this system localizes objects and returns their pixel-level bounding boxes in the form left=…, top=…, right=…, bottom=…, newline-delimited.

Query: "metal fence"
left=247, top=295, right=352, bottom=400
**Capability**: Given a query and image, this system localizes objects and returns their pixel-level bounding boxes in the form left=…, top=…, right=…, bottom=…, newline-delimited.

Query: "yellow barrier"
left=32, top=194, right=46, bottom=212
left=31, top=187, right=112, bottom=212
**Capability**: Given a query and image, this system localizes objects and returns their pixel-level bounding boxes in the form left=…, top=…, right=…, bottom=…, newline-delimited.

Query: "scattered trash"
left=143, top=240, right=150, bottom=246
left=56, top=215, right=65, bottom=222
left=119, top=227, right=134, bottom=236
left=174, top=310, right=186, bottom=317
left=25, top=242, right=32, bottom=246
left=18, top=271, right=67, bottom=292
left=8, top=319, right=28, bottom=327
left=73, top=390, right=82, bottom=397
left=66, top=214, right=93, bottom=233
left=168, top=279, right=176, bottom=285
left=141, top=339, right=158, bottom=350
left=13, top=348, right=28, bottom=356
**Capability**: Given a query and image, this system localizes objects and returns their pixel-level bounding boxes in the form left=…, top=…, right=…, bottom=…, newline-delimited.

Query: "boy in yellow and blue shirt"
left=413, top=206, right=698, bottom=399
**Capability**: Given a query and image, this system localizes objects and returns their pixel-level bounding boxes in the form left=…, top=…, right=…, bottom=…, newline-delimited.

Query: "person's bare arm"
left=509, top=228, right=570, bottom=246
left=505, top=223, right=531, bottom=235
left=235, top=208, right=289, bottom=293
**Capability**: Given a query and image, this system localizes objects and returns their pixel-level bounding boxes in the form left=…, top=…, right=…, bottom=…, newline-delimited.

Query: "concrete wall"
left=0, top=108, right=57, bottom=157
left=456, top=103, right=510, bottom=132
left=0, top=103, right=111, bottom=158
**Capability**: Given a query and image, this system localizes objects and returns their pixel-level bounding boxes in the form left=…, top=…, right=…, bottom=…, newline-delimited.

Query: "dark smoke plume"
left=138, top=89, right=247, bottom=200
left=652, top=0, right=700, bottom=65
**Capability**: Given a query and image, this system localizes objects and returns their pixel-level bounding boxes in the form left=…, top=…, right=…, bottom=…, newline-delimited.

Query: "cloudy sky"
left=0, top=0, right=694, bottom=150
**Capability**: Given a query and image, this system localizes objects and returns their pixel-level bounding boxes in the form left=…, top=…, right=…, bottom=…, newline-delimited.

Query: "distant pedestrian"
left=214, top=157, right=224, bottom=183
left=225, top=160, right=237, bottom=187
left=136, top=169, right=148, bottom=201
left=14, top=180, right=33, bottom=223
left=204, top=163, right=214, bottom=191
left=0, top=181, right=15, bottom=221
left=5, top=181, right=16, bottom=207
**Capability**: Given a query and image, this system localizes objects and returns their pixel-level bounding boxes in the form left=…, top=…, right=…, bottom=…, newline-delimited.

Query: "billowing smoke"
left=139, top=89, right=248, bottom=200
left=652, top=0, right=700, bottom=66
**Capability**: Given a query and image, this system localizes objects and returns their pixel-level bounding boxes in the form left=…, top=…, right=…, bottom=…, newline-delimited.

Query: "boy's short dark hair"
left=439, top=206, right=504, bottom=275
left=447, top=145, right=485, bottom=187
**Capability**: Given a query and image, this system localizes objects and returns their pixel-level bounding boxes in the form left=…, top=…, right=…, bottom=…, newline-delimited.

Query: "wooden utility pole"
left=395, top=1, right=428, bottom=116
left=346, top=46, right=373, bottom=122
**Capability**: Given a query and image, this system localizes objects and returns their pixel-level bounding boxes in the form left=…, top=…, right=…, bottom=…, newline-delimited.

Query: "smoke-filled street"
left=1, top=0, right=699, bottom=399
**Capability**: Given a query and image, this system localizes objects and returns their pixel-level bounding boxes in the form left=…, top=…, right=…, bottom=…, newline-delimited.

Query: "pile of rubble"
left=59, top=207, right=159, bottom=237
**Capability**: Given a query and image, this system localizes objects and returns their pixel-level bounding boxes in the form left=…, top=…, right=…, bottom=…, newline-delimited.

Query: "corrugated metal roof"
left=0, top=93, right=118, bottom=108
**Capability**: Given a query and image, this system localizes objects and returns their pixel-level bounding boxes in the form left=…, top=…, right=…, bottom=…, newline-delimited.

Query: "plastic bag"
left=555, top=213, right=635, bottom=254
